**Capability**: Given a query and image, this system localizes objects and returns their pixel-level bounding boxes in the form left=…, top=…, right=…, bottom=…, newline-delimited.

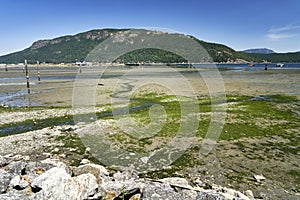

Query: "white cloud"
left=266, top=24, right=300, bottom=41
left=267, top=33, right=298, bottom=41
left=269, top=24, right=300, bottom=33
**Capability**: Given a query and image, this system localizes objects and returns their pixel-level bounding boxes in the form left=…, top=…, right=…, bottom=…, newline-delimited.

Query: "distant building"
left=75, top=61, right=92, bottom=66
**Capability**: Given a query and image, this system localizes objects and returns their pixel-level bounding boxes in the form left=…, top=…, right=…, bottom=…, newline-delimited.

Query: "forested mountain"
left=0, top=29, right=299, bottom=64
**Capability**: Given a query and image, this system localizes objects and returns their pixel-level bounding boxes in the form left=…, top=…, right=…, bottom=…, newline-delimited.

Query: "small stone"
left=42, top=153, right=52, bottom=158
left=253, top=174, right=266, bottom=182
left=58, top=154, right=66, bottom=158
left=85, top=147, right=91, bottom=153
left=105, top=190, right=118, bottom=200
left=69, top=148, right=77, bottom=152
left=162, top=166, right=172, bottom=170
left=34, top=168, right=45, bottom=175
left=194, top=177, right=204, bottom=187
left=23, top=156, right=30, bottom=161
left=114, top=188, right=141, bottom=200
left=140, top=157, right=149, bottom=164
left=245, top=190, right=255, bottom=199
left=52, top=148, right=59, bottom=153
left=129, top=193, right=141, bottom=200
left=0, top=156, right=10, bottom=167
left=80, top=159, right=91, bottom=165
left=159, top=177, right=190, bottom=187
left=9, top=175, right=29, bottom=190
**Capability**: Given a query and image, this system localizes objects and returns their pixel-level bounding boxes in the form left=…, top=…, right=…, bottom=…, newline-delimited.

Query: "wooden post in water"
left=37, top=61, right=41, bottom=82
left=25, top=59, right=30, bottom=94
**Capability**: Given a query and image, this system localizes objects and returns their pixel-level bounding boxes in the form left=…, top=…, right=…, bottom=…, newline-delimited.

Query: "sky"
left=0, top=0, right=300, bottom=56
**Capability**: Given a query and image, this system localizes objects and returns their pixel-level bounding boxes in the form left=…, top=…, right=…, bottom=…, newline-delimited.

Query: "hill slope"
left=0, top=29, right=129, bottom=64
left=0, top=29, right=299, bottom=64
left=243, top=48, right=275, bottom=54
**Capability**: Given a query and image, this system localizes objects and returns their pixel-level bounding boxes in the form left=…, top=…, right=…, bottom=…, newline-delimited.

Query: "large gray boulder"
left=0, top=192, right=30, bottom=200
left=0, top=157, right=256, bottom=200
left=0, top=169, right=13, bottom=193
left=6, top=161, right=27, bottom=175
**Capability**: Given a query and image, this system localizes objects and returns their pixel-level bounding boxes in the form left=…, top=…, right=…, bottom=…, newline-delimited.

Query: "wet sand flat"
left=0, top=66, right=299, bottom=106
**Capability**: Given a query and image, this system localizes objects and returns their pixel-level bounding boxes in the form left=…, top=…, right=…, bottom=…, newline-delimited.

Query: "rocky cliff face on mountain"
left=0, top=154, right=256, bottom=200
left=30, top=30, right=115, bottom=51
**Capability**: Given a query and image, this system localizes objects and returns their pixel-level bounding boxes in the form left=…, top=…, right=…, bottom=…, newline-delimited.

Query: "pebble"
left=253, top=174, right=266, bottom=182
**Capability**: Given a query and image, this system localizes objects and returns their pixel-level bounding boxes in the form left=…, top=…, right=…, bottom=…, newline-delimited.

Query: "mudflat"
left=0, top=65, right=299, bottom=199
left=1, top=66, right=299, bottom=106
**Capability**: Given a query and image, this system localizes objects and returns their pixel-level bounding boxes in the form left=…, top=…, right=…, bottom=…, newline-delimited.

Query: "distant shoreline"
left=2, top=62, right=300, bottom=68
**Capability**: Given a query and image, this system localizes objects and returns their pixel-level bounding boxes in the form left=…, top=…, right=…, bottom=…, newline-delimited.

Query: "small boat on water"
left=276, top=63, right=284, bottom=67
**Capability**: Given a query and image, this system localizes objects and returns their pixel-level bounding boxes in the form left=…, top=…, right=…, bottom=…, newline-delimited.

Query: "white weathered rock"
left=40, top=158, right=68, bottom=170
left=59, top=173, right=98, bottom=199
left=30, top=167, right=70, bottom=191
left=31, top=167, right=98, bottom=200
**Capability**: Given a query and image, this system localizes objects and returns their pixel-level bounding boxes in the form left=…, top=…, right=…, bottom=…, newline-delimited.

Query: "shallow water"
left=0, top=90, right=41, bottom=107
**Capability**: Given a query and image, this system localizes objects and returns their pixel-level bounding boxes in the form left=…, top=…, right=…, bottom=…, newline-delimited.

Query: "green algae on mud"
left=0, top=93, right=299, bottom=195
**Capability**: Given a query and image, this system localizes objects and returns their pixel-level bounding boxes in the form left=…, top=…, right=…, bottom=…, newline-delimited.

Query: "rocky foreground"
left=0, top=154, right=257, bottom=200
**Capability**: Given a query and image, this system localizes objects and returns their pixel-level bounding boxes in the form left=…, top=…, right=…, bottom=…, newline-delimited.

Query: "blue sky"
left=0, top=0, right=300, bottom=55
